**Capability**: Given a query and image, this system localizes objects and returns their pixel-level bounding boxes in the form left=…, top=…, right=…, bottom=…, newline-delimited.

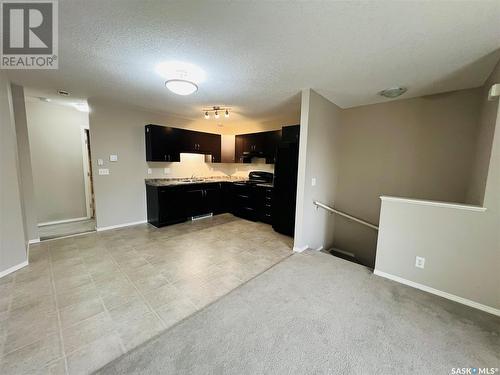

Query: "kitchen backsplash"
left=146, top=153, right=274, bottom=179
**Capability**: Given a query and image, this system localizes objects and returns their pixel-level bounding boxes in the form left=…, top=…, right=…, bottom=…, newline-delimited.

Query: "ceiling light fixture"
left=156, top=61, right=205, bottom=96
left=203, top=106, right=230, bottom=120
left=165, top=79, right=198, bottom=96
left=379, top=87, right=407, bottom=98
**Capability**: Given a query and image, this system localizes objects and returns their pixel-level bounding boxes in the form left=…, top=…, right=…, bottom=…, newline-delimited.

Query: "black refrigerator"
left=272, top=125, right=300, bottom=236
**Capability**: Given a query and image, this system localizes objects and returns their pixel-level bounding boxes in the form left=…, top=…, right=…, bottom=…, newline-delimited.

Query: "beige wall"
left=294, top=89, right=341, bottom=251
left=11, top=85, right=38, bottom=242
left=26, top=100, right=89, bottom=224
left=375, top=64, right=500, bottom=310
left=467, top=60, right=500, bottom=205
left=333, top=88, right=482, bottom=266
left=88, top=100, right=278, bottom=229
left=295, top=87, right=482, bottom=266
left=0, top=73, right=28, bottom=274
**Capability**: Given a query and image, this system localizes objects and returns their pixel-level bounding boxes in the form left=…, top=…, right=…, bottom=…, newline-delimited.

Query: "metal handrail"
left=313, top=201, right=379, bottom=231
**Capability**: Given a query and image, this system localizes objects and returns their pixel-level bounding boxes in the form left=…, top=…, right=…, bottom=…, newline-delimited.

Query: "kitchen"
left=144, top=124, right=300, bottom=237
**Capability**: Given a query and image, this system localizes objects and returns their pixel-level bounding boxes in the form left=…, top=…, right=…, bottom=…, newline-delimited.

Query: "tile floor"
left=0, top=214, right=292, bottom=375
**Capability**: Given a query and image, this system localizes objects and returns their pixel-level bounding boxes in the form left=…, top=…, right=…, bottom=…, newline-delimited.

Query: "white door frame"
left=80, top=125, right=93, bottom=219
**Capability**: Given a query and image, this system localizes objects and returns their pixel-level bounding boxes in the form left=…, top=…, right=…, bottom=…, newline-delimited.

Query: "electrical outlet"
left=311, top=177, right=316, bottom=186
left=147, top=168, right=152, bottom=175
left=164, top=168, right=170, bottom=174
left=415, top=256, right=425, bottom=269
left=97, top=158, right=104, bottom=166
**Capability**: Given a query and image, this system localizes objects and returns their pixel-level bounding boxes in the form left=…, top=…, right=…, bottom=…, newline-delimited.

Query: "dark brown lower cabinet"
left=146, top=185, right=186, bottom=227
left=147, top=182, right=224, bottom=227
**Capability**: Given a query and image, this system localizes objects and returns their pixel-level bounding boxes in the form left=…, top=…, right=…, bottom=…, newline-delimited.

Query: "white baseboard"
left=0, top=260, right=28, bottom=279
left=293, top=245, right=309, bottom=253
left=293, top=245, right=323, bottom=252
left=38, top=216, right=89, bottom=227
left=96, top=220, right=147, bottom=232
left=28, top=238, right=40, bottom=245
left=374, top=269, right=500, bottom=317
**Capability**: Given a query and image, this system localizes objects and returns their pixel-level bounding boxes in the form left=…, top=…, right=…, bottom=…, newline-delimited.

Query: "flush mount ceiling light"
left=379, top=87, right=407, bottom=98
left=165, top=79, right=198, bottom=96
left=203, top=106, right=230, bottom=119
left=156, top=61, right=206, bottom=96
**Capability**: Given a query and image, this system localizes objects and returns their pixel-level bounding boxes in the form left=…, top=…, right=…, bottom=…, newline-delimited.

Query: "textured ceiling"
left=7, top=0, right=500, bottom=129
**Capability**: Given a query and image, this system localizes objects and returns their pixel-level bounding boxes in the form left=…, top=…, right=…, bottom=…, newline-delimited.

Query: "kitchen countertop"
left=145, top=176, right=248, bottom=187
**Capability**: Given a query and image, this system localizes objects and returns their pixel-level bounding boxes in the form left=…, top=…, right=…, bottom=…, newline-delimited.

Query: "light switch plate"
left=311, top=177, right=317, bottom=186
left=109, top=155, right=118, bottom=162
left=147, top=168, right=152, bottom=175
left=97, top=159, right=104, bottom=166
left=98, top=168, right=109, bottom=175
left=415, top=256, right=425, bottom=269
left=164, top=168, right=170, bottom=174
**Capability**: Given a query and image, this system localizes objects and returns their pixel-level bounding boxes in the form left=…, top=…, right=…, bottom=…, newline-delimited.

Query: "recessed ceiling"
left=6, top=1, right=500, bottom=125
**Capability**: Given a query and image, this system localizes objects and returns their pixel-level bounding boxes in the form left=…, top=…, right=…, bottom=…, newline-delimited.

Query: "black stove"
left=234, top=171, right=274, bottom=186
left=232, top=171, right=273, bottom=221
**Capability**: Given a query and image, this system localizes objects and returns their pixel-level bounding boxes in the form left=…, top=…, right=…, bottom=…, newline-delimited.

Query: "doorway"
left=38, top=126, right=96, bottom=240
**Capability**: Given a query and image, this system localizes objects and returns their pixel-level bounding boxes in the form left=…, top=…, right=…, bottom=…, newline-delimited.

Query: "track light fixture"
left=202, top=106, right=231, bottom=120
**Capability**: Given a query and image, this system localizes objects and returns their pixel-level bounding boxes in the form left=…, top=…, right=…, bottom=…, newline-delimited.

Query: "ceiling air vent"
left=57, top=89, right=70, bottom=96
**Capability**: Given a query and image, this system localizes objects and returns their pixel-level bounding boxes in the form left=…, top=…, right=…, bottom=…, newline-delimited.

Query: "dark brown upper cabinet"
left=145, top=125, right=182, bottom=162
left=145, top=124, right=221, bottom=163
left=235, top=130, right=281, bottom=164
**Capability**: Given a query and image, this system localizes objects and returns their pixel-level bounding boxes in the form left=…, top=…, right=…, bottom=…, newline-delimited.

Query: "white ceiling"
left=7, top=1, right=500, bottom=127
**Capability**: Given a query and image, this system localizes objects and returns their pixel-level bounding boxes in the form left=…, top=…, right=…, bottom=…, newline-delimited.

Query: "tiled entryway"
left=0, top=214, right=292, bottom=374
